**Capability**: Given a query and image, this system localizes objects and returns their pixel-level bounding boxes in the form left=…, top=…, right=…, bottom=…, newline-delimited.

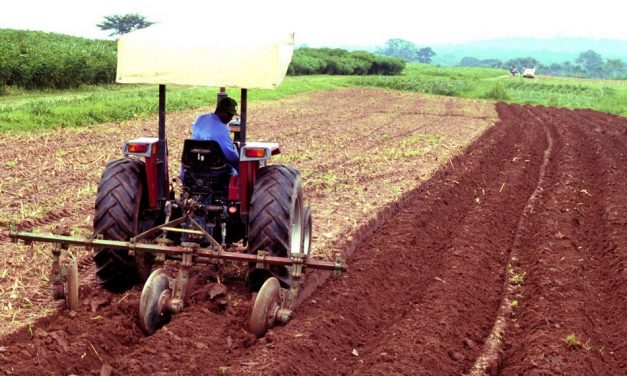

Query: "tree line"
left=0, top=30, right=407, bottom=93
left=374, top=38, right=626, bottom=80
left=459, top=50, right=626, bottom=79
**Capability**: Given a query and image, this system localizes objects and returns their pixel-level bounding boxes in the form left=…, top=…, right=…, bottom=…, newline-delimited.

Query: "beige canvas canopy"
left=116, top=23, right=294, bottom=89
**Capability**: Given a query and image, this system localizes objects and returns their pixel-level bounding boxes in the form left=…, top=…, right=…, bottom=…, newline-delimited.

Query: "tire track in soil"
left=0, top=208, right=74, bottom=241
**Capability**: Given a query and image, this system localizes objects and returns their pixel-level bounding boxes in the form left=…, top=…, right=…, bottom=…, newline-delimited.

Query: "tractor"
left=8, top=24, right=344, bottom=337
left=522, top=66, right=536, bottom=79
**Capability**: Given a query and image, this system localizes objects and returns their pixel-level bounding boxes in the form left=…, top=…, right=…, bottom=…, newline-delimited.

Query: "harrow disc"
left=250, top=277, right=281, bottom=338
left=139, top=268, right=172, bottom=335
left=66, top=259, right=79, bottom=311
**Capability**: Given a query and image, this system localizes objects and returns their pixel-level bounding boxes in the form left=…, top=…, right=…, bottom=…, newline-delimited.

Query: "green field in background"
left=1, top=63, right=624, bottom=132
left=352, top=64, right=627, bottom=116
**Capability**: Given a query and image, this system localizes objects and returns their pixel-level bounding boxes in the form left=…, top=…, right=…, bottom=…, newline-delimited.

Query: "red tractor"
left=9, top=24, right=343, bottom=337
left=93, top=90, right=311, bottom=334
left=98, top=26, right=314, bottom=335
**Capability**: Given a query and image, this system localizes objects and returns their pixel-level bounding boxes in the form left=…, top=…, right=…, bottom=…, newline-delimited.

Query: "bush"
left=369, top=57, right=406, bottom=75
left=288, top=48, right=405, bottom=76
left=484, top=83, right=509, bottom=100
left=289, top=54, right=327, bottom=75
left=0, top=29, right=116, bottom=90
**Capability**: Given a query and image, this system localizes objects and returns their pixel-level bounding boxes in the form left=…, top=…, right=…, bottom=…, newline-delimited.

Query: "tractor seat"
left=181, top=139, right=230, bottom=194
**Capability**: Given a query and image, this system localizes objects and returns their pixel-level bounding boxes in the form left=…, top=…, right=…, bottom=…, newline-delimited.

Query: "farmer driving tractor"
left=190, top=97, right=240, bottom=176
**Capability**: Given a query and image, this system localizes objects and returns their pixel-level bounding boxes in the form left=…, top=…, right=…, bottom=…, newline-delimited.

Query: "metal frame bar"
left=8, top=230, right=346, bottom=272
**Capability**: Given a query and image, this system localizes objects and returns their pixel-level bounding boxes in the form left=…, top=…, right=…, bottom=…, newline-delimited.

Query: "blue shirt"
left=191, top=113, right=239, bottom=175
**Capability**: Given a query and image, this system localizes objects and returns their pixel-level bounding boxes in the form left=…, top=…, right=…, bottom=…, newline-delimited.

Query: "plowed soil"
left=1, top=89, right=625, bottom=376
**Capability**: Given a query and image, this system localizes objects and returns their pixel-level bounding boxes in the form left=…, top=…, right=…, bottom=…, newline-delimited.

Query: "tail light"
left=241, top=142, right=280, bottom=161
left=123, top=137, right=159, bottom=157
left=244, top=148, right=267, bottom=158
left=127, top=143, right=149, bottom=154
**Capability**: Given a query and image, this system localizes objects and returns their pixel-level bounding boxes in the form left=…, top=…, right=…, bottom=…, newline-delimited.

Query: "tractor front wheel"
left=93, top=158, right=154, bottom=292
left=247, top=165, right=304, bottom=290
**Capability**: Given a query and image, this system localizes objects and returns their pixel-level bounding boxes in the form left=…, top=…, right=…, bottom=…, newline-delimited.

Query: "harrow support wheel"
left=139, top=268, right=172, bottom=335
left=250, top=277, right=281, bottom=338
left=66, top=259, right=79, bottom=311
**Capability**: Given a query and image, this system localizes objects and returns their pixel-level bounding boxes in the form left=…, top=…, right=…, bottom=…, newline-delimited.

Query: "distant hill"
left=430, top=37, right=627, bottom=66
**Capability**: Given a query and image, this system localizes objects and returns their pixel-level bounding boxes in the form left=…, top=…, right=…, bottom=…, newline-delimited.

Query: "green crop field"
left=0, top=29, right=116, bottom=90
left=1, top=63, right=625, bottom=132
left=352, top=64, right=627, bottom=116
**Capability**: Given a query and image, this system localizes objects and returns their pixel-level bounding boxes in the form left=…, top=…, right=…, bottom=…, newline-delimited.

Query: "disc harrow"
left=7, top=224, right=346, bottom=337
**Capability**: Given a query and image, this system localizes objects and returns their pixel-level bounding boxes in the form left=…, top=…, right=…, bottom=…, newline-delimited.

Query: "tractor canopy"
left=116, top=23, right=294, bottom=89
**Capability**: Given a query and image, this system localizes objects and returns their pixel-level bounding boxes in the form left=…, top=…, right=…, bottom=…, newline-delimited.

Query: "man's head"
left=215, top=97, right=238, bottom=123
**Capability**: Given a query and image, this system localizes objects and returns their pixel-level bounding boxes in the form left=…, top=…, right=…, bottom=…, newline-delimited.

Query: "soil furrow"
left=468, top=104, right=555, bottom=375
left=346, top=107, right=547, bottom=376
left=498, top=106, right=626, bottom=375
left=229, top=104, right=548, bottom=376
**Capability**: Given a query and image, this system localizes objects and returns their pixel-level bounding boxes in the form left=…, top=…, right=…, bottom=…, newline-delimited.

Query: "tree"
left=376, top=39, right=435, bottom=64
left=459, top=56, right=481, bottom=67
left=97, top=14, right=154, bottom=37
left=480, top=58, right=504, bottom=69
left=505, top=57, right=539, bottom=71
left=376, top=38, right=419, bottom=61
left=416, top=47, right=435, bottom=64
left=576, top=50, right=604, bottom=78
left=604, top=59, right=626, bottom=79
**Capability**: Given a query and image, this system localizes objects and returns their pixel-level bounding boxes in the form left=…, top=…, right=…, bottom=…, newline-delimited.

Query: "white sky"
left=1, top=0, right=625, bottom=46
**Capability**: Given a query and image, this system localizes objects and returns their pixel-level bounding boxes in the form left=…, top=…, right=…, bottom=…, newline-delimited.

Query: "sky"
left=1, top=0, right=625, bottom=46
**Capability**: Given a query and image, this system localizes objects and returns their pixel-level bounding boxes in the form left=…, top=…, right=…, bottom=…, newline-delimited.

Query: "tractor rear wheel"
left=93, top=158, right=154, bottom=292
left=247, top=165, right=304, bottom=290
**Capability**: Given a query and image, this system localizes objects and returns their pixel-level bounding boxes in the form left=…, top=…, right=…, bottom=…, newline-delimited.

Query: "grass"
left=507, top=265, right=526, bottom=312
left=351, top=64, right=627, bottom=116
left=1, top=63, right=624, bottom=133
left=507, top=266, right=526, bottom=285
left=0, top=76, right=349, bottom=132
left=563, top=333, right=591, bottom=350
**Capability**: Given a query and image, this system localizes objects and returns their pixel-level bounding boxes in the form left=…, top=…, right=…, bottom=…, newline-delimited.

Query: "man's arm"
left=213, top=127, right=240, bottom=169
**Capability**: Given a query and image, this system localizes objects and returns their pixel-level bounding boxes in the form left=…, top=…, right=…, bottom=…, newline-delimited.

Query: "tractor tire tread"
left=247, top=165, right=302, bottom=290
left=93, top=158, right=146, bottom=292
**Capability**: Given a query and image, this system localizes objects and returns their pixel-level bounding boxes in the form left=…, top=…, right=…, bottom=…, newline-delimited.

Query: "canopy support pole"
left=157, top=84, right=168, bottom=204
left=240, top=88, right=247, bottom=146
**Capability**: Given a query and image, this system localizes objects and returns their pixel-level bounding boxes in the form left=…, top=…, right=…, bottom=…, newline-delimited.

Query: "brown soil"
left=0, top=88, right=494, bottom=333
left=1, top=90, right=625, bottom=376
